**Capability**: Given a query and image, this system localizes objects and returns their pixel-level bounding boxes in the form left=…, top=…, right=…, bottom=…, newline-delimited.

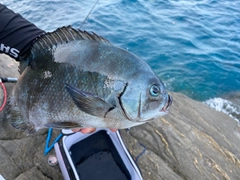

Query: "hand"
left=72, top=127, right=118, bottom=134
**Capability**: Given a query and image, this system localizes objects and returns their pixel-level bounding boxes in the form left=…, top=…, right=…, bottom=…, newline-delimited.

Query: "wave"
left=204, top=98, right=240, bottom=123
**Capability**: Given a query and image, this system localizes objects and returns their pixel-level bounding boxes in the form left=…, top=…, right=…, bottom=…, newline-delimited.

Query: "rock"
left=122, top=93, right=240, bottom=180
left=0, top=54, right=239, bottom=180
left=0, top=54, right=19, bottom=94
left=15, top=167, right=51, bottom=180
left=221, top=91, right=240, bottom=106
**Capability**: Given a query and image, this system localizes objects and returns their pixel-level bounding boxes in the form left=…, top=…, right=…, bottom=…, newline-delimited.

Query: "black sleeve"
left=0, top=4, right=45, bottom=60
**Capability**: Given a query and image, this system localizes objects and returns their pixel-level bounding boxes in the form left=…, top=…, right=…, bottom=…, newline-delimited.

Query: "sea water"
left=2, top=0, right=240, bottom=121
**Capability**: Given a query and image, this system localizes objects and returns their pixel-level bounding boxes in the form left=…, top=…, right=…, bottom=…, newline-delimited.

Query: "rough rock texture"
left=122, top=94, right=240, bottom=180
left=0, top=54, right=240, bottom=180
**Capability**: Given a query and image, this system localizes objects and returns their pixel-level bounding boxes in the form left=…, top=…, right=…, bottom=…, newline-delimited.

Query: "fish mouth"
left=161, top=94, right=173, bottom=112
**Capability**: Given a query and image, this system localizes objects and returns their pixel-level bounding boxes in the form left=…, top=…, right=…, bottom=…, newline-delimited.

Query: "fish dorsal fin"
left=33, top=25, right=111, bottom=50
left=19, top=26, right=111, bottom=73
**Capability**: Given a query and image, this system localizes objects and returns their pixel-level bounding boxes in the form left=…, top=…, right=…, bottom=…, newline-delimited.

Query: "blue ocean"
left=2, top=0, right=240, bottom=121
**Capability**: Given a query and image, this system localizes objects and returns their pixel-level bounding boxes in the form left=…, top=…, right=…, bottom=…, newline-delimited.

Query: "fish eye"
left=149, top=84, right=160, bottom=97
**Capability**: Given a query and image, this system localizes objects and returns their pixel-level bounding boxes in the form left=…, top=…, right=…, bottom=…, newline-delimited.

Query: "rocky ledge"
left=0, top=54, right=239, bottom=180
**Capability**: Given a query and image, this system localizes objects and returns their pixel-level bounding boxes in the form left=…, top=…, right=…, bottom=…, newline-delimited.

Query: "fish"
left=5, top=26, right=172, bottom=134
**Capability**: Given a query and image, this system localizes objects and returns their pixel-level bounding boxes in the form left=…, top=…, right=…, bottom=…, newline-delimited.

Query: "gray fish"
left=6, top=26, right=172, bottom=134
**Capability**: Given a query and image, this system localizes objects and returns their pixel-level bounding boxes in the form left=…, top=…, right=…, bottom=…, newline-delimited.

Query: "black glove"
left=0, top=4, right=45, bottom=60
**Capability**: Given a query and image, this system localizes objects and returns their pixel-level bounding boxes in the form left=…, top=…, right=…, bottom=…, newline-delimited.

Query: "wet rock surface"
left=0, top=54, right=239, bottom=180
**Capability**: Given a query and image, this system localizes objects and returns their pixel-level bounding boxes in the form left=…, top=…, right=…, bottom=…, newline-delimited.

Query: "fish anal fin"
left=45, top=122, right=80, bottom=129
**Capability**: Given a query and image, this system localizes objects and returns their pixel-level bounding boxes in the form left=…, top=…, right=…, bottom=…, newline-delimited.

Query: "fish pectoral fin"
left=45, top=122, right=80, bottom=129
left=65, top=83, right=115, bottom=118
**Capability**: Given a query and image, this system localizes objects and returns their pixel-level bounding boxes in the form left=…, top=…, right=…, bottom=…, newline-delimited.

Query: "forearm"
left=0, top=4, right=45, bottom=60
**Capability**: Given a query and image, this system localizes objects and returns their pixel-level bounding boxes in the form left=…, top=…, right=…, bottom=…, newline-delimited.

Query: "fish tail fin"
left=5, top=97, right=36, bottom=135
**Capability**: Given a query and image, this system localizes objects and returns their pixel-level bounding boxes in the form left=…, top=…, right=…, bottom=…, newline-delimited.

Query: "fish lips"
left=160, top=94, right=173, bottom=113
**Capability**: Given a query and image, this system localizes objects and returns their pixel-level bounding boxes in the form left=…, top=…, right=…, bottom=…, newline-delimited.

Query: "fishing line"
left=135, top=142, right=146, bottom=163
left=124, top=129, right=146, bottom=163
left=79, top=0, right=100, bottom=29
left=0, top=79, right=7, bottom=111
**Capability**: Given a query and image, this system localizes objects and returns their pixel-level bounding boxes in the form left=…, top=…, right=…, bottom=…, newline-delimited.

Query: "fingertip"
left=110, top=128, right=118, bottom=132
left=72, top=128, right=82, bottom=132
left=80, top=128, right=96, bottom=134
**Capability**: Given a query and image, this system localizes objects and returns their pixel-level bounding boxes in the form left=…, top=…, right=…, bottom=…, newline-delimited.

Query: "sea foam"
left=204, top=98, right=240, bottom=123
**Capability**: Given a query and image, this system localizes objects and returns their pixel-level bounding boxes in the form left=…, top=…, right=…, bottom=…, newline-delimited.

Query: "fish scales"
left=6, top=26, right=172, bottom=134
